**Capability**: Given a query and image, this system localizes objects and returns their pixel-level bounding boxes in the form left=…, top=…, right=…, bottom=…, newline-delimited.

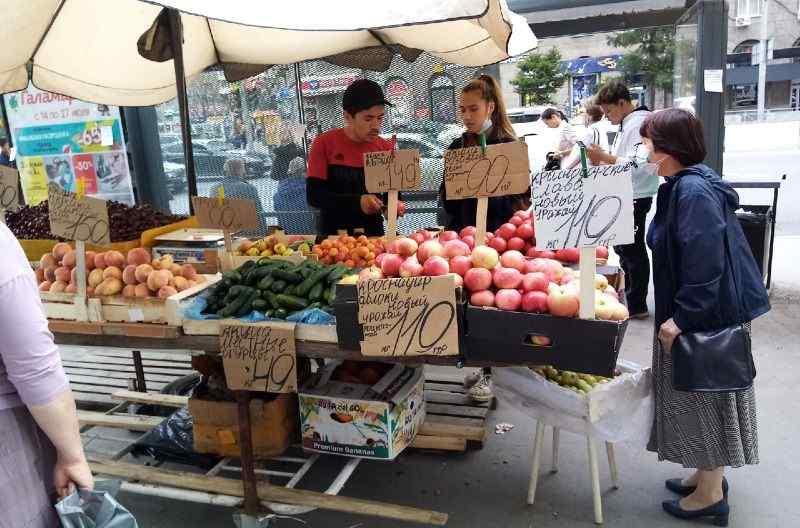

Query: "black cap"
left=342, top=79, right=392, bottom=115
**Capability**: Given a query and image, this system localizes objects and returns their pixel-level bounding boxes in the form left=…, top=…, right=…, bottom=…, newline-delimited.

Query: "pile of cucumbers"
left=202, top=258, right=350, bottom=320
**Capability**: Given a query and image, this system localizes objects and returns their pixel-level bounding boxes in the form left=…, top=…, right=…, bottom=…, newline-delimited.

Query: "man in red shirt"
left=306, top=79, right=403, bottom=236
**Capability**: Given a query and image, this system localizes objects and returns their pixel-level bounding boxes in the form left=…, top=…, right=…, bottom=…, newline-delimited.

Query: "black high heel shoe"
left=665, top=477, right=729, bottom=497
left=662, top=497, right=729, bottom=527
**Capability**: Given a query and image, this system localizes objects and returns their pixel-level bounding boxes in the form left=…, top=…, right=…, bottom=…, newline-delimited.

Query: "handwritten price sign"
left=357, top=275, right=459, bottom=357
left=220, top=321, right=297, bottom=393
left=191, top=196, right=260, bottom=232
left=363, top=149, right=421, bottom=193
left=443, top=142, right=530, bottom=200
left=531, top=164, right=634, bottom=249
left=0, top=166, right=20, bottom=212
left=47, top=184, right=110, bottom=244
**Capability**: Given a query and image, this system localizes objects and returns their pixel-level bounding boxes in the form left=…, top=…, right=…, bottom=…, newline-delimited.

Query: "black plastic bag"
left=131, top=408, right=220, bottom=469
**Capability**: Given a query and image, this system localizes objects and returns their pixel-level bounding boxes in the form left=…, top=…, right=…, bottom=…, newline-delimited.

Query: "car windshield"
left=509, top=113, right=540, bottom=124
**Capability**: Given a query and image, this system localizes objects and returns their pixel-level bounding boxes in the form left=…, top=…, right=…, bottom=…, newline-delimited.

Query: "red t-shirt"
left=307, top=129, right=394, bottom=180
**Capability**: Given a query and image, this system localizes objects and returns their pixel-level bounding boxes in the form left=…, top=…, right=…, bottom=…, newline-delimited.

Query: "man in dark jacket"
left=0, top=139, right=14, bottom=168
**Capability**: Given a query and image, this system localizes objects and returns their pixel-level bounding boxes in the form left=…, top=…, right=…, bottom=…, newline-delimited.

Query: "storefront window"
left=673, top=9, right=699, bottom=114
left=429, top=74, right=456, bottom=124
left=736, top=0, right=761, bottom=18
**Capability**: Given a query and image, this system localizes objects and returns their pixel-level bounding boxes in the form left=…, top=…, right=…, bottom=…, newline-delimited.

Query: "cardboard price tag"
left=357, top=275, right=459, bottom=357
left=47, top=184, right=110, bottom=244
left=191, top=196, right=260, bottom=232
left=0, top=166, right=20, bottom=212
left=443, top=142, right=530, bottom=200
left=531, top=164, right=634, bottom=249
left=363, top=149, right=421, bottom=193
left=220, top=321, right=297, bottom=393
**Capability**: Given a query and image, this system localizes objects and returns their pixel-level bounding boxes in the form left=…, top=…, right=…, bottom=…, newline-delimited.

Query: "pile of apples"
left=37, top=243, right=204, bottom=299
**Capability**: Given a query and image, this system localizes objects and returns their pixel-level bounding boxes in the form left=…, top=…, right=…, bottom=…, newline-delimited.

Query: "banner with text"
left=531, top=164, right=634, bottom=249
left=4, top=85, right=134, bottom=205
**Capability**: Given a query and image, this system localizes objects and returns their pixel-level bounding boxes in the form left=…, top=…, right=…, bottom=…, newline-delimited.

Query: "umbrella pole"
left=167, top=8, right=198, bottom=212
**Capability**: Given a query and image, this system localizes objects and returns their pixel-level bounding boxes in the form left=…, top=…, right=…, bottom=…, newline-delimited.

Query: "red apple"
left=461, top=235, right=475, bottom=249
left=522, top=272, right=549, bottom=293
left=488, top=237, right=507, bottom=253
left=496, top=223, right=517, bottom=240
left=417, top=240, right=445, bottom=264
left=448, top=273, right=464, bottom=288
left=375, top=253, right=386, bottom=266
left=444, top=239, right=471, bottom=258
left=555, top=247, right=580, bottom=263
left=500, top=250, right=526, bottom=272
left=385, top=240, right=398, bottom=254
left=515, top=210, right=532, bottom=220
left=439, top=230, right=459, bottom=243
left=538, top=250, right=557, bottom=260
left=464, top=267, right=492, bottom=291
left=470, top=246, right=499, bottom=270
left=522, top=291, right=549, bottom=313
left=485, top=232, right=495, bottom=240
left=380, top=253, right=404, bottom=277
left=470, top=289, right=495, bottom=307
left=509, top=215, right=524, bottom=227
left=411, top=232, right=426, bottom=245
left=526, top=247, right=540, bottom=258
left=397, top=201, right=406, bottom=216
left=596, top=246, right=609, bottom=259
left=516, top=223, right=535, bottom=240
left=507, top=237, right=526, bottom=251
left=493, top=266, right=522, bottom=289
left=358, top=266, right=384, bottom=281
left=459, top=226, right=476, bottom=238
left=399, top=256, right=423, bottom=277
left=395, top=237, right=418, bottom=257
left=449, top=255, right=472, bottom=277
left=423, top=256, right=450, bottom=276
left=495, top=289, right=522, bottom=311
left=546, top=285, right=580, bottom=317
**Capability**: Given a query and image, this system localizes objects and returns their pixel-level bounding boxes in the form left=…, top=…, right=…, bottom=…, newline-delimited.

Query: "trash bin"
left=736, top=205, right=773, bottom=285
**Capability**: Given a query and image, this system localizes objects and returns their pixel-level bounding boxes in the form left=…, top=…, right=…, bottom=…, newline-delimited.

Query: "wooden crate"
left=41, top=275, right=219, bottom=324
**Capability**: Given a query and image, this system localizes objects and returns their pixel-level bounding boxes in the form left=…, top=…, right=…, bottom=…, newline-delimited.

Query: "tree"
left=608, top=27, right=676, bottom=107
left=511, top=49, right=568, bottom=106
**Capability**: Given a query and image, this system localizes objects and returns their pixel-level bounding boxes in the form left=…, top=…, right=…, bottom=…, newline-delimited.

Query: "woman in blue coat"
left=641, top=109, right=769, bottom=526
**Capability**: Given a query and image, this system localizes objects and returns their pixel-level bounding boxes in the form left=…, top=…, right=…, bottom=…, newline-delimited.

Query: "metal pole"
left=293, top=63, right=308, bottom=155
left=239, top=85, right=255, bottom=151
left=166, top=8, right=198, bottom=211
left=757, top=0, right=769, bottom=121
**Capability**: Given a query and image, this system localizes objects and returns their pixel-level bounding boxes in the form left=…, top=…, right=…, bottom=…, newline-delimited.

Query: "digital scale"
left=150, top=228, right=225, bottom=272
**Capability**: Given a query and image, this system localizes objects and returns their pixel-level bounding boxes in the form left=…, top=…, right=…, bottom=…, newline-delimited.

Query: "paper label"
left=443, top=142, right=530, bottom=200
left=191, top=196, right=260, bottom=232
left=0, top=166, right=20, bottom=212
left=220, top=321, right=297, bottom=393
left=363, top=149, right=421, bottom=193
left=47, top=183, right=110, bottom=244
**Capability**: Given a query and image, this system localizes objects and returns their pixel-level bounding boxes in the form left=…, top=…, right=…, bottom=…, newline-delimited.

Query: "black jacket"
left=438, top=131, right=529, bottom=232
left=647, top=164, right=770, bottom=331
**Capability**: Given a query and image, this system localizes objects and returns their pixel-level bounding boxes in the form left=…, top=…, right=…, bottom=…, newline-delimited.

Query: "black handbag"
left=665, top=177, right=756, bottom=392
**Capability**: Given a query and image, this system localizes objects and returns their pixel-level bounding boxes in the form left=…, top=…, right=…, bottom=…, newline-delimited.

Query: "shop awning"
left=0, top=0, right=537, bottom=106
left=561, top=55, right=623, bottom=76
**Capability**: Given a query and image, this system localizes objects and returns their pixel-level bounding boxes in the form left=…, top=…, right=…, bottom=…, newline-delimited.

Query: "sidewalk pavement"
left=87, top=235, right=800, bottom=528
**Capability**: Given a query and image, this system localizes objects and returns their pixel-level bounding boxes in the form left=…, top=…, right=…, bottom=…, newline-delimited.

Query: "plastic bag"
left=131, top=407, right=220, bottom=469
left=493, top=360, right=654, bottom=446
left=183, top=295, right=334, bottom=325
left=56, top=480, right=138, bottom=528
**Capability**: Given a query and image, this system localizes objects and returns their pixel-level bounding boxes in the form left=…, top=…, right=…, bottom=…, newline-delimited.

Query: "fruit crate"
left=463, top=268, right=627, bottom=377
left=40, top=274, right=220, bottom=324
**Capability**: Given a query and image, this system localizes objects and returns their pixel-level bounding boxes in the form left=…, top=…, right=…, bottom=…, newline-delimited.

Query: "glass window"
left=737, top=0, right=761, bottom=17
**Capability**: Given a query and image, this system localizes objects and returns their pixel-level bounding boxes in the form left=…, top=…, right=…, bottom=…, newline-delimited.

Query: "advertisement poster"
left=3, top=85, right=134, bottom=205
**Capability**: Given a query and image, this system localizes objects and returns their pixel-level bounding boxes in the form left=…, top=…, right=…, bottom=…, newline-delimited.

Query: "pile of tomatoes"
left=312, top=235, right=386, bottom=268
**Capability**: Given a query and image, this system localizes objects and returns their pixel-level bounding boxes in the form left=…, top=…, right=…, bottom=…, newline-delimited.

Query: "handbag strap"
left=664, top=175, right=744, bottom=325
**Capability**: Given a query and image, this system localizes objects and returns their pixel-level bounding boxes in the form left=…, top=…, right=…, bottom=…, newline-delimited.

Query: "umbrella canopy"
left=2, top=0, right=537, bottom=106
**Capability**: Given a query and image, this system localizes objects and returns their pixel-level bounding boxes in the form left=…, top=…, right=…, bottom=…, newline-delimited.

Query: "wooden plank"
left=419, top=415, right=485, bottom=441
left=89, top=459, right=448, bottom=526
left=111, top=390, right=189, bottom=408
left=72, top=391, right=114, bottom=405
left=63, top=367, right=179, bottom=383
left=101, top=323, right=181, bottom=339
left=60, top=351, right=193, bottom=369
left=66, top=374, right=169, bottom=391
left=70, top=383, right=157, bottom=395
left=78, top=411, right=162, bottom=432
left=411, top=435, right=467, bottom=452
left=424, top=382, right=468, bottom=394
left=61, top=361, right=192, bottom=377
left=87, top=349, right=191, bottom=362
left=49, top=320, right=103, bottom=335
left=424, top=390, right=489, bottom=408
left=426, top=403, right=488, bottom=419
left=424, top=372, right=469, bottom=385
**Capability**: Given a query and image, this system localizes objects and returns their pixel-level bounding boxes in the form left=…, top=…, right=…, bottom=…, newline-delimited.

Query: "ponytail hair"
left=462, top=74, right=517, bottom=141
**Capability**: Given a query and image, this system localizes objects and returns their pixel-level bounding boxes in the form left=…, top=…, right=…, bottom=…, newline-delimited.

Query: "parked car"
left=161, top=141, right=268, bottom=180
left=508, top=106, right=548, bottom=138
left=393, top=132, right=445, bottom=192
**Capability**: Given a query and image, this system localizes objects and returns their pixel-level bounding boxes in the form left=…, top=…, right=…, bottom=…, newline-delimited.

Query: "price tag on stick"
left=357, top=275, right=460, bottom=357
left=47, top=183, right=110, bottom=245
left=364, top=148, right=420, bottom=242
left=191, top=196, right=260, bottom=233
left=0, top=166, right=21, bottom=215
left=220, top=321, right=298, bottom=393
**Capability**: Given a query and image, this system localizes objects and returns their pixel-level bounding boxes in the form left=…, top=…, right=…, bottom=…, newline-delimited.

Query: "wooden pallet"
left=414, top=371, right=492, bottom=453
left=62, top=347, right=196, bottom=407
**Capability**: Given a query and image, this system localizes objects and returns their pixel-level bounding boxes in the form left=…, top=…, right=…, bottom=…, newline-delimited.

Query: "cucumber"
left=324, top=284, right=337, bottom=304
left=252, top=299, right=268, bottom=311
left=246, top=266, right=273, bottom=285
left=222, top=270, right=242, bottom=284
left=270, top=280, right=287, bottom=293
left=235, top=289, right=259, bottom=317
left=263, top=309, right=274, bottom=318
left=257, top=275, right=275, bottom=290
left=264, top=291, right=280, bottom=310
left=296, top=267, right=331, bottom=297
left=308, top=281, right=324, bottom=302
left=326, top=266, right=348, bottom=284
left=284, top=284, right=297, bottom=296
left=271, top=269, right=303, bottom=284
left=218, top=288, right=252, bottom=318
left=276, top=294, right=309, bottom=311
left=273, top=308, right=288, bottom=319
left=237, top=260, right=256, bottom=274
left=308, top=301, right=322, bottom=310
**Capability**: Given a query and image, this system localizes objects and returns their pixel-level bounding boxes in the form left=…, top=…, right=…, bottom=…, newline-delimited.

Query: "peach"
left=126, top=247, right=151, bottom=266
left=134, top=264, right=153, bottom=284
left=122, top=265, right=138, bottom=285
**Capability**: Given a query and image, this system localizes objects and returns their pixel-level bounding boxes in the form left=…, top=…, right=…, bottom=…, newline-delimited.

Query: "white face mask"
left=479, top=118, right=492, bottom=134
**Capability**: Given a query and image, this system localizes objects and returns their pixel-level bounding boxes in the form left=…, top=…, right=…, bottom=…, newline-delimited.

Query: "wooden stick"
left=74, top=240, right=89, bottom=322
left=475, top=197, right=488, bottom=246
left=386, top=190, right=399, bottom=242
left=237, top=391, right=262, bottom=516
left=89, top=459, right=449, bottom=525
left=578, top=246, right=596, bottom=319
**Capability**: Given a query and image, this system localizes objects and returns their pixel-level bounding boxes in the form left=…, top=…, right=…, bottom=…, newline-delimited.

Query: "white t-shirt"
left=563, top=122, right=609, bottom=169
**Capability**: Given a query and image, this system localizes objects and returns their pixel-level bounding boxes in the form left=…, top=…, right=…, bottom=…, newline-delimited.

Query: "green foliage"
left=608, top=27, right=676, bottom=93
left=511, top=49, right=568, bottom=105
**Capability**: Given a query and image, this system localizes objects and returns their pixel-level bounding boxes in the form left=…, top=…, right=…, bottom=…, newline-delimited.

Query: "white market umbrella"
left=2, top=0, right=536, bottom=105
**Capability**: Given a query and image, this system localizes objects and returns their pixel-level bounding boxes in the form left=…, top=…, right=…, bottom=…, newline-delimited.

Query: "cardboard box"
left=189, top=395, right=297, bottom=459
left=463, top=268, right=628, bottom=377
left=298, top=362, right=425, bottom=460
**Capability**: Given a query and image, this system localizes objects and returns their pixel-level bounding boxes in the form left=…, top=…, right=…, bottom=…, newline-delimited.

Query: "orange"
left=329, top=247, right=339, bottom=257
left=345, top=259, right=355, bottom=268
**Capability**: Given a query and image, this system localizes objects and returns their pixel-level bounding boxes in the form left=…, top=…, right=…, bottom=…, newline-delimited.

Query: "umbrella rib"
left=205, top=18, right=223, bottom=65
left=29, top=0, right=68, bottom=64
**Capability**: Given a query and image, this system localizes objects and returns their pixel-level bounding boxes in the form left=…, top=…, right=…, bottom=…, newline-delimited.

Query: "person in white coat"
left=563, top=102, right=609, bottom=169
